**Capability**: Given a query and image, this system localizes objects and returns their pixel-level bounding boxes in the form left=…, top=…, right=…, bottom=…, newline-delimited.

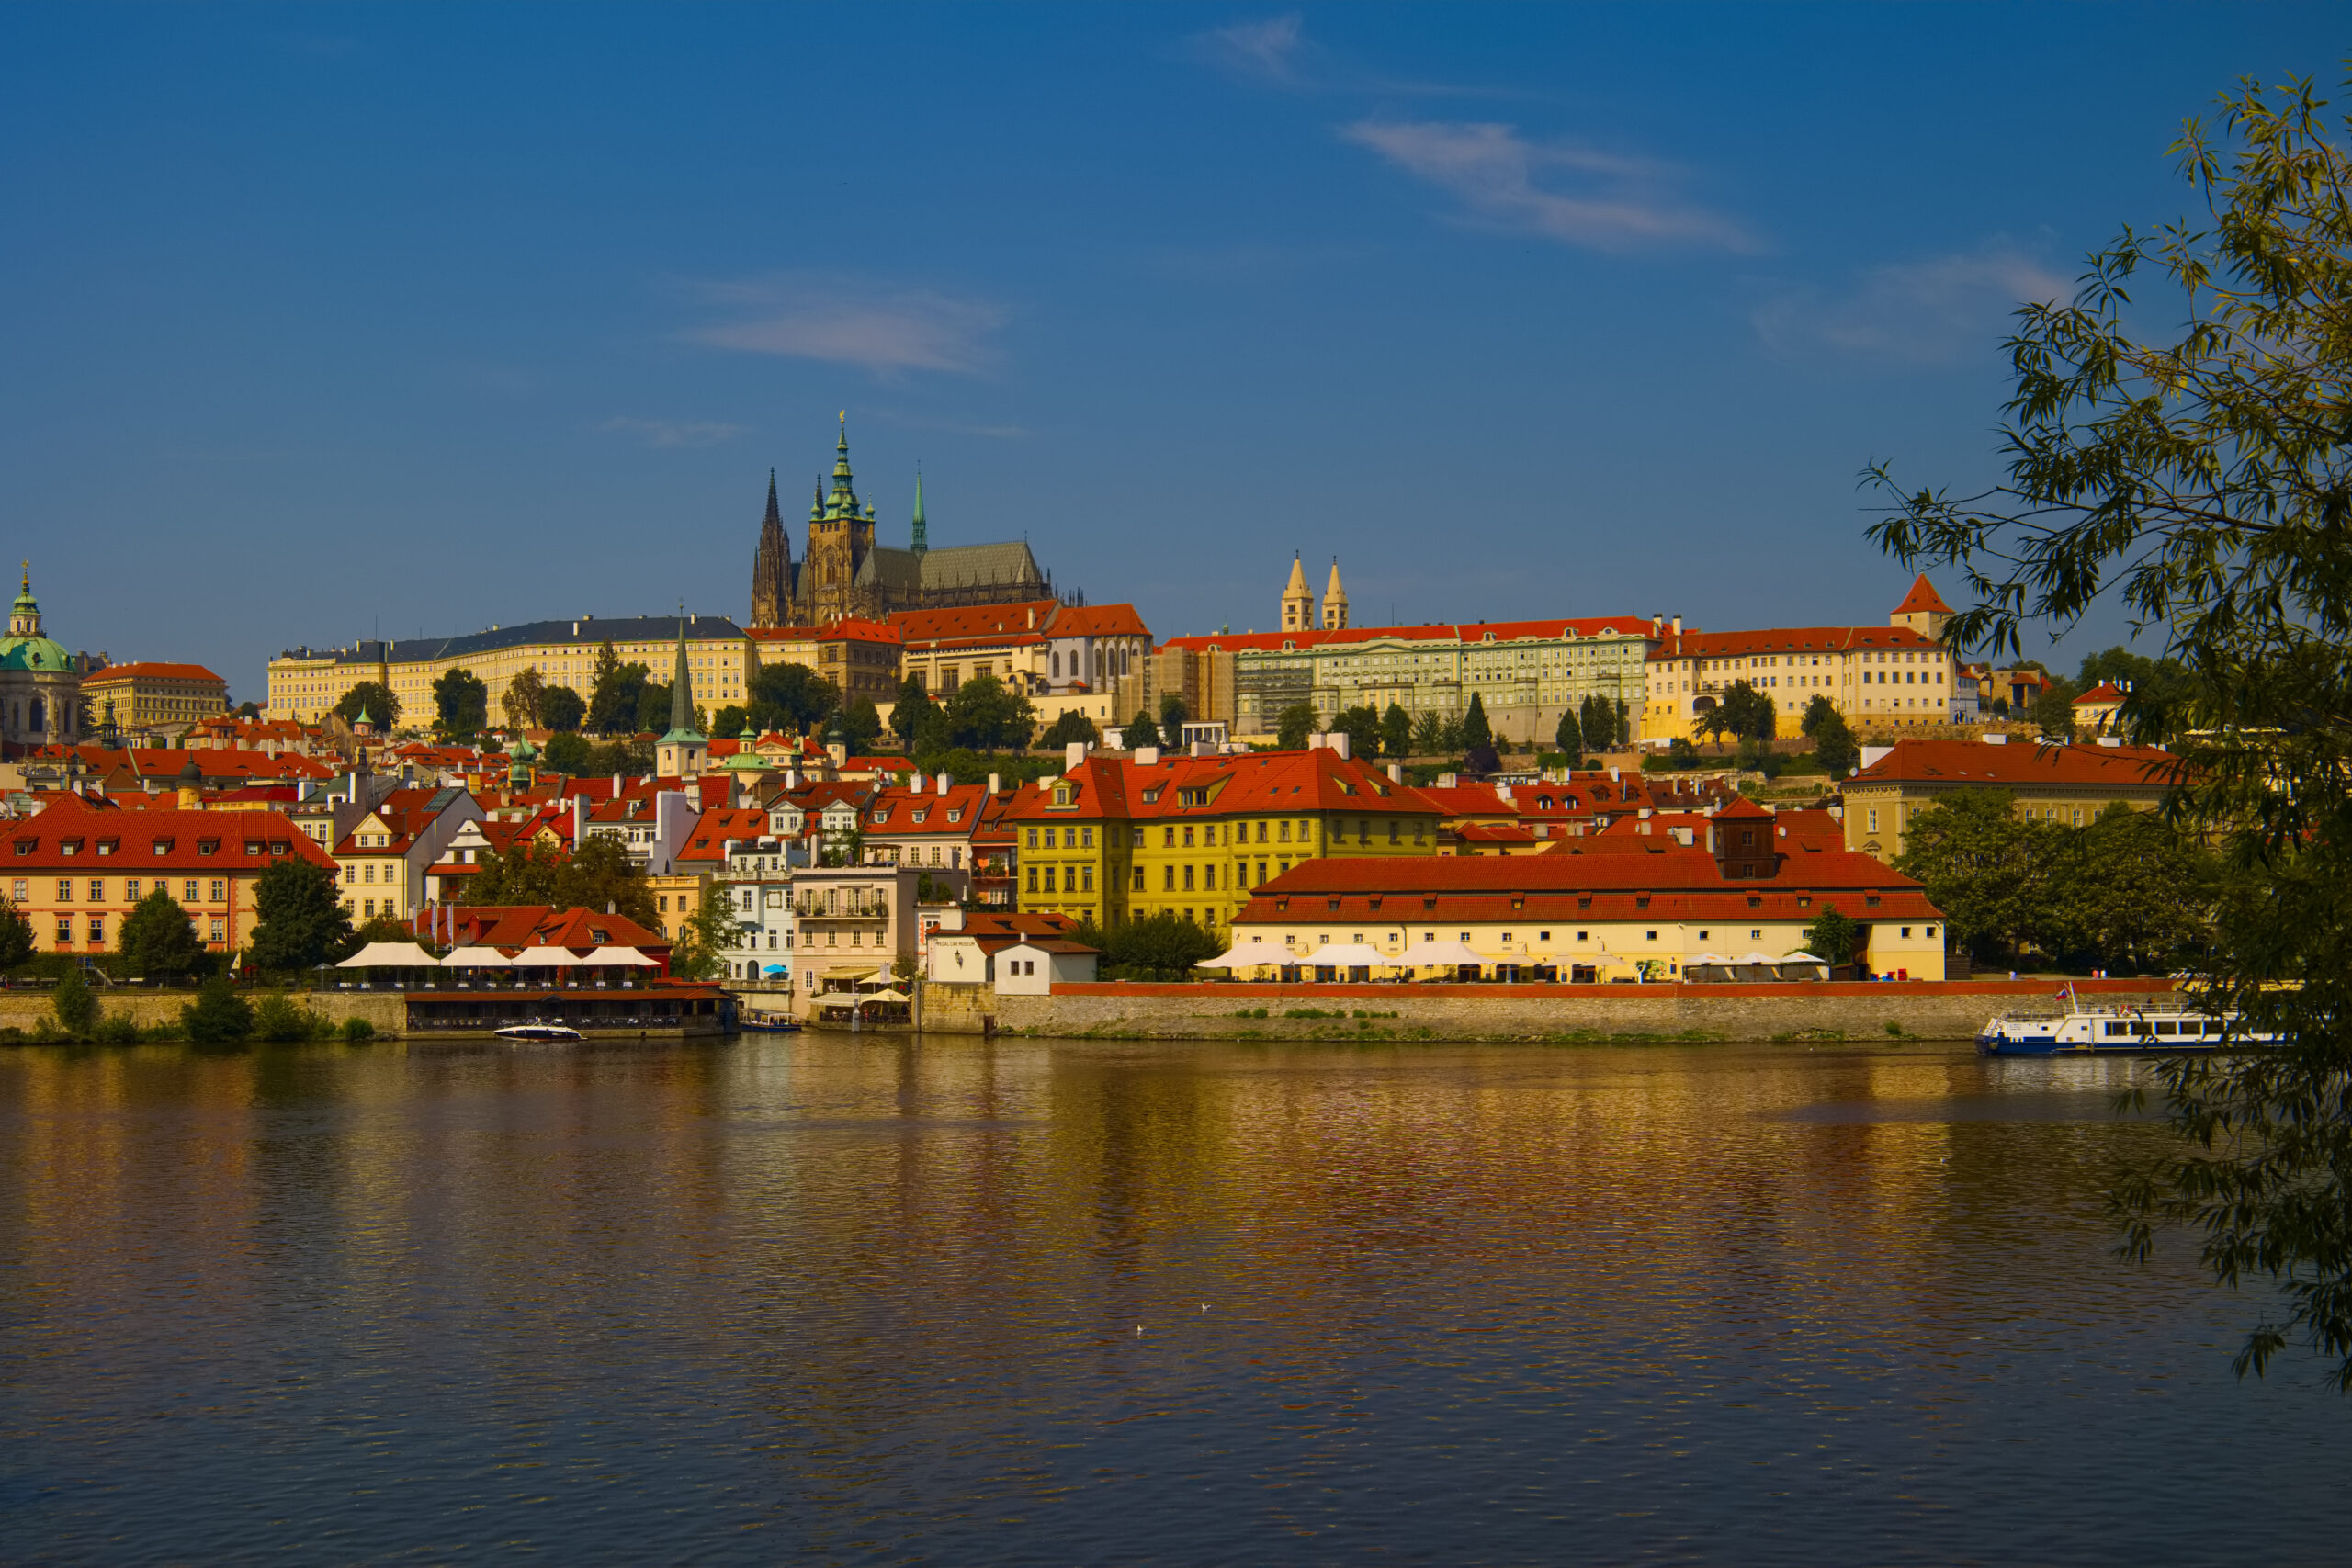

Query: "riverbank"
left=919, top=976, right=2177, bottom=1044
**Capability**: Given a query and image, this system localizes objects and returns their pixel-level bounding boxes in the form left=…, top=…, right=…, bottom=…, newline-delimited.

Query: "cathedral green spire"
left=910, top=467, right=928, bottom=555
left=662, top=614, right=702, bottom=744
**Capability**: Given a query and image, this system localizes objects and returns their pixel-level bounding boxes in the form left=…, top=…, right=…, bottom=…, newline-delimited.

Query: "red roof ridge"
left=1894, top=574, right=1954, bottom=615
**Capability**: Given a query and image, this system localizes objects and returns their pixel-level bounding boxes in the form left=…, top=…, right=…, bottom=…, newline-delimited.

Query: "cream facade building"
left=267, top=615, right=752, bottom=728
left=1640, top=577, right=1963, bottom=743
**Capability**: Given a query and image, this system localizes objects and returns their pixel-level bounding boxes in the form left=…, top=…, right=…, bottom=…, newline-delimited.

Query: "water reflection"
left=0, top=1037, right=2334, bottom=1565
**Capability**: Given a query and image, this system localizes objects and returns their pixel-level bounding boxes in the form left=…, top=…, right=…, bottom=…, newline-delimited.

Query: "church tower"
left=749, top=469, right=795, bottom=628
left=801, top=413, right=876, bottom=625
left=656, top=616, right=707, bottom=778
left=1320, top=558, right=1349, bottom=630
left=1281, top=554, right=1315, bottom=633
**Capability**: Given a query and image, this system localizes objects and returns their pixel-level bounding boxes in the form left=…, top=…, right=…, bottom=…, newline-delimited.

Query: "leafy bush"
left=50, top=969, right=97, bottom=1041
left=339, top=1016, right=376, bottom=1043
left=91, top=1014, right=142, bottom=1045
left=253, top=991, right=329, bottom=1043
left=182, top=974, right=254, bottom=1045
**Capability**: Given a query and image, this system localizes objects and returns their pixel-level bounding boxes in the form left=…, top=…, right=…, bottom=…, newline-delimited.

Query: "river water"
left=0, top=1035, right=2338, bottom=1565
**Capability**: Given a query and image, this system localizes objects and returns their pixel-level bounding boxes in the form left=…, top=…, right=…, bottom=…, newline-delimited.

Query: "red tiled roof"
left=1646, top=625, right=1943, bottom=662
left=1001, top=748, right=1439, bottom=824
left=864, top=783, right=994, bottom=837
left=83, top=661, right=228, bottom=686
left=2074, top=681, right=2126, bottom=705
left=675, top=807, right=770, bottom=863
left=890, top=601, right=1058, bottom=647
left=15, top=797, right=335, bottom=872
left=443, top=904, right=667, bottom=953
left=1161, top=615, right=1652, bottom=655
left=1894, top=574, right=1954, bottom=615
left=1044, top=603, right=1151, bottom=638
left=817, top=616, right=900, bottom=645
left=1850, top=738, right=2182, bottom=789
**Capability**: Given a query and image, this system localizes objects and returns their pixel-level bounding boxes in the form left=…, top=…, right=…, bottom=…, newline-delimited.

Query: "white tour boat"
left=1975, top=988, right=2273, bottom=1055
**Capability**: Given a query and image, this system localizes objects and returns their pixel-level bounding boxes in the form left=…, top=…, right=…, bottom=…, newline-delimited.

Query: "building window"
left=88, top=919, right=105, bottom=944
left=185, top=880, right=198, bottom=901
left=210, top=880, right=226, bottom=903
left=54, top=920, right=70, bottom=945
left=209, top=919, right=225, bottom=942
left=55, top=879, right=72, bottom=902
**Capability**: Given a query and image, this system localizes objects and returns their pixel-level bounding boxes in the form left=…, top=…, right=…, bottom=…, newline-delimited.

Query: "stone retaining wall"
left=0, top=987, right=409, bottom=1035
left=929, top=978, right=2176, bottom=1044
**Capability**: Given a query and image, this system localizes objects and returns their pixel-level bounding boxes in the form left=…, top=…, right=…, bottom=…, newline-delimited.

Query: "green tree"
left=252, top=992, right=326, bottom=1044
left=586, top=644, right=650, bottom=736
left=1808, top=703, right=1860, bottom=777
left=1460, top=693, right=1493, bottom=752
left=2031, top=674, right=2082, bottom=742
left=334, top=682, right=401, bottom=728
left=541, top=731, right=594, bottom=775
left=50, top=967, right=97, bottom=1040
left=459, top=834, right=659, bottom=928
left=1070, top=910, right=1221, bottom=980
left=1332, top=704, right=1383, bottom=761
left=247, top=857, right=356, bottom=976
left=1381, top=703, right=1413, bottom=760
left=181, top=972, right=253, bottom=1045
left=1410, top=709, right=1449, bottom=756
left=1803, top=904, right=1859, bottom=974
left=943, top=673, right=1034, bottom=751
left=1122, top=710, right=1162, bottom=750
left=1039, top=710, right=1101, bottom=749
left=118, top=887, right=203, bottom=980
left=1892, top=789, right=2058, bottom=967
left=1554, top=706, right=1584, bottom=759
left=2075, top=645, right=2197, bottom=739
left=1275, top=702, right=1318, bottom=752
left=501, top=666, right=547, bottom=730
left=891, top=675, right=940, bottom=745
left=0, top=896, right=32, bottom=971
left=669, top=883, right=736, bottom=980
left=635, top=680, right=673, bottom=734
left=540, top=683, right=586, bottom=733
left=838, top=697, right=884, bottom=751
left=433, top=668, right=488, bottom=739
left=1159, top=693, right=1189, bottom=736
left=747, top=661, right=838, bottom=737
left=1716, top=681, right=1776, bottom=742
left=2052, top=803, right=2213, bottom=974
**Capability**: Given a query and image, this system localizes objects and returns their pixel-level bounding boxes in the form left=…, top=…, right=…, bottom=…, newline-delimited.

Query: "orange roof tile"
left=1894, top=574, right=1954, bottom=615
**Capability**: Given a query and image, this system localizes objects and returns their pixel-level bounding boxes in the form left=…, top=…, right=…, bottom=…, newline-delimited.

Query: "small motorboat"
left=737, top=1010, right=802, bottom=1033
left=495, top=1022, right=585, bottom=1043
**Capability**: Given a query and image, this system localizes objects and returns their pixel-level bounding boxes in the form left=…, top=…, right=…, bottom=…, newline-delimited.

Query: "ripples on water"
left=0, top=1037, right=2335, bottom=1565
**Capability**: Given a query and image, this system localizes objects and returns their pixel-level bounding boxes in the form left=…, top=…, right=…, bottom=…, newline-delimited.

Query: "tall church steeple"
left=910, top=467, right=929, bottom=555
left=1281, top=553, right=1315, bottom=633
left=749, top=468, right=795, bottom=628
left=1321, top=558, right=1349, bottom=630
left=657, top=611, right=707, bottom=777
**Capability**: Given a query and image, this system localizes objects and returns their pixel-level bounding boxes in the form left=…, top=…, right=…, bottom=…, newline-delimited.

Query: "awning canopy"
left=1779, top=951, right=1826, bottom=965
left=1689, top=953, right=1736, bottom=966
left=510, top=945, right=584, bottom=966
left=440, top=945, right=515, bottom=967
left=584, top=946, right=661, bottom=967
left=1303, top=942, right=1392, bottom=968
left=855, top=987, right=910, bottom=1004
left=337, top=941, right=441, bottom=969
left=1736, top=952, right=1780, bottom=966
left=1394, top=939, right=1485, bottom=967
left=1200, top=940, right=1293, bottom=969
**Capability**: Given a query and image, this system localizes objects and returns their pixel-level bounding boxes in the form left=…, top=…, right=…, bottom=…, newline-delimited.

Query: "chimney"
left=935, top=772, right=950, bottom=794
left=910, top=773, right=925, bottom=794
left=1027, top=606, right=1036, bottom=629
left=1386, top=762, right=1403, bottom=784
left=988, top=772, right=1001, bottom=795
left=1672, top=615, right=1682, bottom=637
left=612, top=773, right=622, bottom=797
left=1651, top=615, right=1662, bottom=637
left=1496, top=783, right=1513, bottom=802
left=1065, top=740, right=1088, bottom=773
left=1135, top=745, right=1160, bottom=766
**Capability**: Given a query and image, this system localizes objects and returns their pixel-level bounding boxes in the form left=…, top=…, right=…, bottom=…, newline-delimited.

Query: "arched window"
left=27, top=697, right=42, bottom=734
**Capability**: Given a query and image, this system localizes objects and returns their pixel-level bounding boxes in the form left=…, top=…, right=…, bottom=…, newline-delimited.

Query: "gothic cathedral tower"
left=749, top=469, right=794, bottom=628
left=1281, top=554, right=1315, bottom=632
left=801, top=413, right=876, bottom=626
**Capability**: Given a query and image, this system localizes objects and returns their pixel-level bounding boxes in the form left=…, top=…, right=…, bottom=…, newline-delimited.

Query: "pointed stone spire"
left=665, top=612, right=698, bottom=739
left=910, top=466, right=929, bottom=555
left=751, top=469, right=794, bottom=628
left=1321, top=558, right=1349, bottom=630
left=763, top=468, right=781, bottom=525
left=1281, top=552, right=1315, bottom=633
left=828, top=411, right=855, bottom=513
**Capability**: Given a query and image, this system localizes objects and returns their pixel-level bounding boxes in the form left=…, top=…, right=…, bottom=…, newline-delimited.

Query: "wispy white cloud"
left=682, top=277, right=1008, bottom=376
left=1752, top=243, right=2069, bottom=363
left=1341, top=120, right=1755, bottom=254
left=1189, top=14, right=1307, bottom=85
left=600, top=416, right=746, bottom=449
left=864, top=407, right=1031, bottom=440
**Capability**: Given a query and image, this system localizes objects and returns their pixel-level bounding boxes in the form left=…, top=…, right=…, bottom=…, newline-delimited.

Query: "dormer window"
left=11, top=840, right=31, bottom=856
left=245, top=841, right=264, bottom=856
left=198, top=840, right=220, bottom=856
left=96, top=840, right=118, bottom=856
left=153, top=839, right=173, bottom=855
left=59, top=840, right=80, bottom=857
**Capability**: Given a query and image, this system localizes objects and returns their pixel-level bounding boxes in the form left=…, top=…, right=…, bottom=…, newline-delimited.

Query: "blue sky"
left=1, top=5, right=2335, bottom=701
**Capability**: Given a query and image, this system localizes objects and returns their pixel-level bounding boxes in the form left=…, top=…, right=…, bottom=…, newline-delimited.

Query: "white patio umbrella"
left=440, top=945, right=515, bottom=968
left=1778, top=951, right=1825, bottom=964
left=509, top=945, right=585, bottom=967
left=1200, top=940, right=1292, bottom=969
left=1394, top=939, right=1485, bottom=967
left=337, top=941, right=441, bottom=968
left=1302, top=942, right=1392, bottom=968
left=1736, top=952, right=1780, bottom=966
left=1688, top=953, right=1736, bottom=966
left=855, top=987, right=911, bottom=1004
left=584, top=946, right=660, bottom=967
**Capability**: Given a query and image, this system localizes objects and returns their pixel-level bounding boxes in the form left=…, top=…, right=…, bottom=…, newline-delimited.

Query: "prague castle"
left=750, top=415, right=1051, bottom=628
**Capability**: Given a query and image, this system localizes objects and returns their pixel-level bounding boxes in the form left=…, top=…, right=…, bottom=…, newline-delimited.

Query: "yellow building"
left=1642, top=576, right=1962, bottom=743
left=81, top=661, right=229, bottom=732
left=1843, top=736, right=2182, bottom=863
left=266, top=615, right=752, bottom=728
left=1006, top=742, right=1443, bottom=933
